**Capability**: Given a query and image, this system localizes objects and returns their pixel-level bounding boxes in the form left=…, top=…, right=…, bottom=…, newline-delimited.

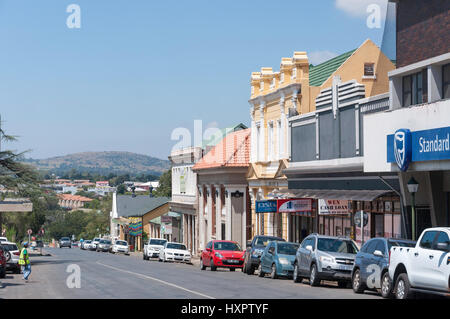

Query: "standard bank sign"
left=387, top=126, right=450, bottom=171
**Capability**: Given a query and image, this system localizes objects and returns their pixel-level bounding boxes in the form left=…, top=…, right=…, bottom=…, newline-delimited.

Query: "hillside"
left=24, top=151, right=171, bottom=176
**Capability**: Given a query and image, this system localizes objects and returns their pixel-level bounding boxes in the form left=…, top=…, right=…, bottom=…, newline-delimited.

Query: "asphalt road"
left=0, top=247, right=380, bottom=299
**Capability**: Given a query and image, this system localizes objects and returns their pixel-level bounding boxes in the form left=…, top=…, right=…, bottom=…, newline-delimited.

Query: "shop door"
left=371, top=214, right=384, bottom=238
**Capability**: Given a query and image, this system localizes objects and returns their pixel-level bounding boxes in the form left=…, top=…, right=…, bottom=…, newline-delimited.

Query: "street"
left=0, top=248, right=379, bottom=299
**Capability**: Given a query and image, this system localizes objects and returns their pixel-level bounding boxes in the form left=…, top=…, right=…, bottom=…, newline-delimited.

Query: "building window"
left=256, top=124, right=261, bottom=161
left=277, top=119, right=282, bottom=159
left=280, top=72, right=284, bottom=83
left=291, top=68, right=297, bottom=79
left=443, top=63, right=450, bottom=99
left=364, top=63, right=375, bottom=77
left=402, top=69, right=428, bottom=107
left=260, top=81, right=264, bottom=92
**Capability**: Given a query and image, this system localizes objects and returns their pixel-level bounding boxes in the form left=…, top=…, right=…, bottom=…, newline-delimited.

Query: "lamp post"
left=407, top=177, right=419, bottom=241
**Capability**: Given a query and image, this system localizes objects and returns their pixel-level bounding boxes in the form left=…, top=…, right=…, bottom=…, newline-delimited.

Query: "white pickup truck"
left=388, top=227, right=450, bottom=299
left=143, top=238, right=167, bottom=260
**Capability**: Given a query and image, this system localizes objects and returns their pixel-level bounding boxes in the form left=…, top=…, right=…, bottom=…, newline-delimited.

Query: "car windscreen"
left=93, top=238, right=100, bottom=241
left=277, top=243, right=299, bottom=255
left=166, top=243, right=187, bottom=250
left=61, top=237, right=70, bottom=241
left=85, top=241, right=92, bottom=243
left=104, top=240, right=111, bottom=244
left=255, top=237, right=283, bottom=247
left=115, top=241, right=127, bottom=246
left=214, top=242, right=241, bottom=251
left=317, top=238, right=359, bottom=254
left=388, top=240, right=416, bottom=250
left=149, top=239, right=167, bottom=246
left=1, top=244, right=18, bottom=251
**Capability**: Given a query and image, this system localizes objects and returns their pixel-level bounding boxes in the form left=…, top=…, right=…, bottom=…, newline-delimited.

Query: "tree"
left=117, top=184, right=126, bottom=194
left=153, top=169, right=171, bottom=197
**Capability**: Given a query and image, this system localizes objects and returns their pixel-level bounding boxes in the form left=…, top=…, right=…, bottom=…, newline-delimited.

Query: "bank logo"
left=394, top=129, right=412, bottom=172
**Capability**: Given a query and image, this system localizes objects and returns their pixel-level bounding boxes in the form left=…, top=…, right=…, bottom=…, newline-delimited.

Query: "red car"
left=0, top=246, right=6, bottom=278
left=200, top=240, right=245, bottom=271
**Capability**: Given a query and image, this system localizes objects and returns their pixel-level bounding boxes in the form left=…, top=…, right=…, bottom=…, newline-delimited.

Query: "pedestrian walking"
left=19, top=242, right=31, bottom=281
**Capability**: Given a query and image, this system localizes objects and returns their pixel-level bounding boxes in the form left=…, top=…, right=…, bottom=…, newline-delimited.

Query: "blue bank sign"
left=255, top=200, right=277, bottom=213
left=387, top=126, right=450, bottom=171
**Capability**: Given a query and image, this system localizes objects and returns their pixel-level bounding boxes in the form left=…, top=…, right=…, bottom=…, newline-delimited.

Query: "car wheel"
left=381, top=272, right=394, bottom=299
left=210, top=259, right=217, bottom=271
left=309, top=264, right=320, bottom=287
left=257, top=264, right=265, bottom=277
left=293, top=263, right=302, bottom=283
left=0, top=267, right=5, bottom=279
left=15, top=266, right=21, bottom=274
left=270, top=264, right=278, bottom=279
left=200, top=258, right=206, bottom=270
left=230, top=268, right=235, bottom=272
left=246, top=262, right=255, bottom=275
left=143, top=254, right=147, bottom=260
left=352, top=269, right=365, bottom=293
left=395, top=273, right=413, bottom=300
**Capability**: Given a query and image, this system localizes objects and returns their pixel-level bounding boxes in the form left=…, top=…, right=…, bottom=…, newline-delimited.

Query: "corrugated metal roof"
left=116, top=195, right=170, bottom=217
left=309, top=49, right=356, bottom=87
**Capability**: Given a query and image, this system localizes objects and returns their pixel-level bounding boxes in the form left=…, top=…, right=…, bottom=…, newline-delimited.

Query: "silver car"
left=293, top=234, right=359, bottom=288
left=97, top=239, right=112, bottom=252
left=0, top=242, right=21, bottom=274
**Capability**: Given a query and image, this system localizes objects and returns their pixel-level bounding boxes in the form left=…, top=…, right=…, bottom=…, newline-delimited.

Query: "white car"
left=82, top=240, right=92, bottom=250
left=388, top=227, right=450, bottom=299
left=0, top=242, right=21, bottom=274
left=0, top=237, right=8, bottom=243
left=91, top=238, right=101, bottom=250
left=111, top=240, right=130, bottom=255
left=159, top=242, right=191, bottom=263
left=143, top=238, right=167, bottom=260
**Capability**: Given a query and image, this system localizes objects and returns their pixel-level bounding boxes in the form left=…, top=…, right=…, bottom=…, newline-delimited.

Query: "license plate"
left=228, top=260, right=239, bottom=263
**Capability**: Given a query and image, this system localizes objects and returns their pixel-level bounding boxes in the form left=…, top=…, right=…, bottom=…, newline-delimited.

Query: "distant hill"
left=24, top=151, right=170, bottom=176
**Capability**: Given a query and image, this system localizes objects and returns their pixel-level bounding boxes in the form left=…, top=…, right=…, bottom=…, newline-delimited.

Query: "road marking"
left=96, top=261, right=215, bottom=299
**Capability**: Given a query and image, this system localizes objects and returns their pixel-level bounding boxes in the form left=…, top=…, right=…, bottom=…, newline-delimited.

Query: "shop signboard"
left=277, top=199, right=313, bottom=213
left=255, top=200, right=277, bottom=213
left=387, top=126, right=450, bottom=171
left=318, top=199, right=349, bottom=215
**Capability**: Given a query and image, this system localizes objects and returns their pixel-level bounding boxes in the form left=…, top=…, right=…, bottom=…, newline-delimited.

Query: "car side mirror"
left=306, top=245, right=313, bottom=252
left=436, top=242, right=449, bottom=252
left=206, top=248, right=211, bottom=252
left=373, top=250, right=384, bottom=257
left=246, top=240, right=252, bottom=247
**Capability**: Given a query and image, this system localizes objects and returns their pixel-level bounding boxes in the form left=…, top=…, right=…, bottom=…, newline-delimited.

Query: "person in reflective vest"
left=19, top=242, right=31, bottom=281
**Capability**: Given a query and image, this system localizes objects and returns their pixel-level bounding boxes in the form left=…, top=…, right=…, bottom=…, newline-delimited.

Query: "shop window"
left=335, top=226, right=342, bottom=237
left=443, top=63, right=450, bottom=99
left=364, top=63, right=375, bottom=77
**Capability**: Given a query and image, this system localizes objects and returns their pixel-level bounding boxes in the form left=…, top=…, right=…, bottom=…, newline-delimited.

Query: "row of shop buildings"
left=111, top=0, right=450, bottom=254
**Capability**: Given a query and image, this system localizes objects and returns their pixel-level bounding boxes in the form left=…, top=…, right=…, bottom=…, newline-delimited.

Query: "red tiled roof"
left=58, top=194, right=93, bottom=202
left=193, top=128, right=251, bottom=170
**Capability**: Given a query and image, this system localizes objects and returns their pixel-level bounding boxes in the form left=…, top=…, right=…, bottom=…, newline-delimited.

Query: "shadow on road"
left=31, top=259, right=80, bottom=265
left=0, top=282, right=24, bottom=289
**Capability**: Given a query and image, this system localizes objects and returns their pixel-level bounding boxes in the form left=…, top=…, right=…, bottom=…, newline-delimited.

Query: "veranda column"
left=215, top=185, right=222, bottom=241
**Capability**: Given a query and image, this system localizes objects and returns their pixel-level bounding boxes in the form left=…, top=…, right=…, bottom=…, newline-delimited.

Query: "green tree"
left=153, top=169, right=171, bottom=197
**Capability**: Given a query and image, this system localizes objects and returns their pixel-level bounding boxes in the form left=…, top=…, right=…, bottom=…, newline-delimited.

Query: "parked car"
left=97, top=239, right=112, bottom=252
left=143, top=238, right=167, bottom=260
left=71, top=241, right=79, bottom=247
left=0, top=237, right=8, bottom=243
left=111, top=240, right=129, bottom=255
left=91, top=238, right=101, bottom=250
left=388, top=227, right=450, bottom=299
left=81, top=240, right=92, bottom=250
left=351, top=237, right=415, bottom=297
left=293, top=234, right=359, bottom=287
left=0, top=246, right=6, bottom=278
left=243, top=235, right=285, bottom=275
left=200, top=240, right=245, bottom=271
left=259, top=241, right=299, bottom=279
left=159, top=242, right=191, bottom=263
left=0, top=242, right=21, bottom=274
left=59, top=237, right=72, bottom=248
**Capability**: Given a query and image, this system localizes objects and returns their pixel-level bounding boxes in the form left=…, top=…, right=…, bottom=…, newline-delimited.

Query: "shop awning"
left=272, top=189, right=393, bottom=202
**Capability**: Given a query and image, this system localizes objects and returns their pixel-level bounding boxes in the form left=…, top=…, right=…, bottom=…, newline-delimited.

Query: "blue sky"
left=0, top=0, right=393, bottom=160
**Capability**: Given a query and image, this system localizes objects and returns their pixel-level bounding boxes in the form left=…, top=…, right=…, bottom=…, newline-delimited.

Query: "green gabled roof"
left=203, top=123, right=247, bottom=148
left=309, top=49, right=357, bottom=87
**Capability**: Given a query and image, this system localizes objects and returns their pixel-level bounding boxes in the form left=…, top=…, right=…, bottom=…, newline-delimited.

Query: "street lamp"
left=407, top=177, right=419, bottom=241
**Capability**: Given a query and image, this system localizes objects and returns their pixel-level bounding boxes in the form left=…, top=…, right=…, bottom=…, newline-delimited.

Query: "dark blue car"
left=351, top=237, right=415, bottom=298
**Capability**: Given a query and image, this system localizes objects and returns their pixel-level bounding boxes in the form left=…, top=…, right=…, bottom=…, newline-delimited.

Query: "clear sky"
left=0, top=0, right=393, bottom=160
